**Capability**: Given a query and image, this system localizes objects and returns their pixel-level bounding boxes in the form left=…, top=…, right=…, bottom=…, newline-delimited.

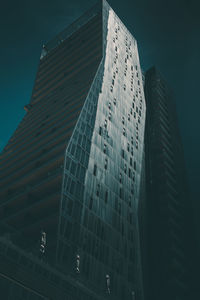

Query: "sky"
left=0, top=0, right=200, bottom=242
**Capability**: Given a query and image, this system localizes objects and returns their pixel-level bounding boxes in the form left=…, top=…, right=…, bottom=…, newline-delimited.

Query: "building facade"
left=0, top=236, right=105, bottom=300
left=144, top=67, right=191, bottom=300
left=0, top=1, right=146, bottom=299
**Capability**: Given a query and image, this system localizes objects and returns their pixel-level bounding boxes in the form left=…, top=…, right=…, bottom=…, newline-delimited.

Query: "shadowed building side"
left=145, top=67, right=192, bottom=300
left=0, top=6, right=103, bottom=262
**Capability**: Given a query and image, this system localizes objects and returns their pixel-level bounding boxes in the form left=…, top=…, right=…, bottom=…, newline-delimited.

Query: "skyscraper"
left=144, top=67, right=192, bottom=300
left=0, top=1, right=146, bottom=299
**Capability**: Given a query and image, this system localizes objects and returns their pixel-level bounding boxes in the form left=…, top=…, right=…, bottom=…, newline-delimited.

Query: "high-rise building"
left=0, top=1, right=146, bottom=299
left=144, top=67, right=192, bottom=300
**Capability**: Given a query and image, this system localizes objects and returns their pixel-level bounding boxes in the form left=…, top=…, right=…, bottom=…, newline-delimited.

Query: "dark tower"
left=145, top=67, right=191, bottom=300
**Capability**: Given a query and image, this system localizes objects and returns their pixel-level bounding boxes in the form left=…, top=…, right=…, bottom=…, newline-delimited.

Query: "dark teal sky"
left=0, top=0, right=200, bottom=240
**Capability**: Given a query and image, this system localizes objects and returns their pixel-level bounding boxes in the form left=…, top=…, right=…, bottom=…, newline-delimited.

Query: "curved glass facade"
left=57, top=1, right=146, bottom=299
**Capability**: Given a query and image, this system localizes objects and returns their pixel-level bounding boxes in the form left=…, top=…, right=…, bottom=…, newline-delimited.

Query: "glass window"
left=71, top=144, right=76, bottom=156
left=124, top=164, right=127, bottom=174
left=69, top=179, right=75, bottom=195
left=70, top=161, right=76, bottom=176
left=131, top=147, right=133, bottom=156
left=96, top=184, right=100, bottom=196
left=103, top=144, right=107, bottom=154
left=119, top=172, right=122, bottom=183
left=104, top=119, right=107, bottom=128
left=99, top=126, right=102, bottom=136
left=93, top=164, right=97, bottom=176
left=105, top=158, right=108, bottom=170
left=131, top=137, right=134, bottom=145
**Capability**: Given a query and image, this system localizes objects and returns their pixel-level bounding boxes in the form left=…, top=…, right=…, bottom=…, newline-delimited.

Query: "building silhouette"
left=0, top=1, right=147, bottom=299
left=144, top=67, right=192, bottom=300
